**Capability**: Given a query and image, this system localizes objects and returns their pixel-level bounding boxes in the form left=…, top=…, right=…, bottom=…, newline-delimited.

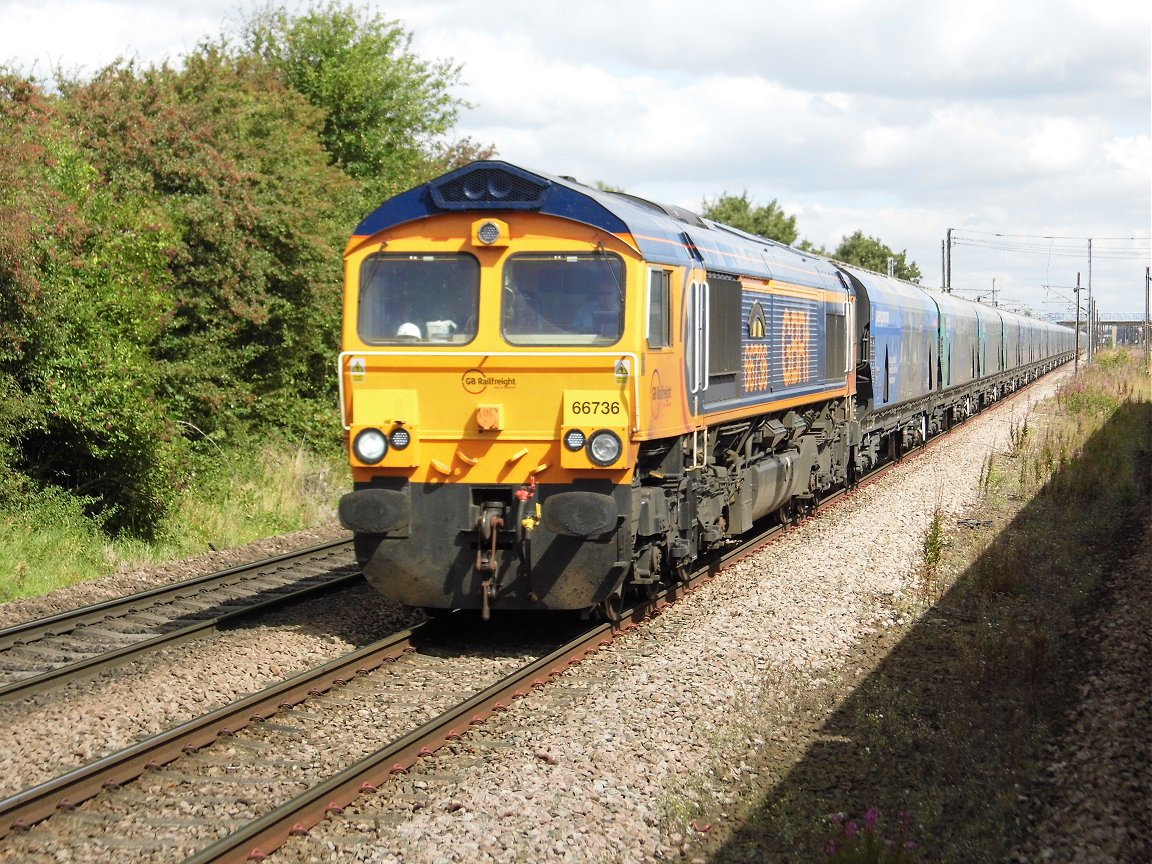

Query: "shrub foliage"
left=0, top=2, right=475, bottom=539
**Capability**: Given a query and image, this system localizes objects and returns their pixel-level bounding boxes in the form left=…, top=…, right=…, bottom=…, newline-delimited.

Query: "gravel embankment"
left=2, top=368, right=1147, bottom=863
left=0, top=526, right=417, bottom=796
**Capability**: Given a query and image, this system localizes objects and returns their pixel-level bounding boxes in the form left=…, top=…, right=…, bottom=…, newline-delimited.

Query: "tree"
left=0, top=75, right=67, bottom=501
left=433, top=135, right=498, bottom=173
left=1, top=72, right=183, bottom=535
left=237, top=1, right=474, bottom=203
left=58, top=50, right=352, bottom=447
left=834, top=230, right=922, bottom=282
left=797, top=238, right=831, bottom=256
left=701, top=191, right=798, bottom=245
left=0, top=76, right=67, bottom=382
left=0, top=8, right=488, bottom=539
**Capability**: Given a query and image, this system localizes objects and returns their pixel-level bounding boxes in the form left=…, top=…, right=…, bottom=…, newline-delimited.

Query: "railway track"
left=0, top=614, right=583, bottom=859
left=0, top=539, right=359, bottom=703
left=0, top=527, right=762, bottom=862
left=0, top=380, right=1048, bottom=862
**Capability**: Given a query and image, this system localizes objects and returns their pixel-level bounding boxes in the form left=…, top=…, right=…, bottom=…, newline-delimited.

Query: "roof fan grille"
left=433, top=168, right=548, bottom=209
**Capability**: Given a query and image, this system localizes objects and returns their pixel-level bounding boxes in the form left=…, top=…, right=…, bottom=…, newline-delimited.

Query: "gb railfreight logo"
left=462, top=368, right=518, bottom=394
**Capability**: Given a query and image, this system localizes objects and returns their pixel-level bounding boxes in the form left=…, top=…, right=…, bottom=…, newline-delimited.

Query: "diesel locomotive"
left=336, top=161, right=1075, bottom=617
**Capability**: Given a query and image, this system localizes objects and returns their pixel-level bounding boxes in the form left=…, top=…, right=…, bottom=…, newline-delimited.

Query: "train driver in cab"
left=571, top=268, right=624, bottom=339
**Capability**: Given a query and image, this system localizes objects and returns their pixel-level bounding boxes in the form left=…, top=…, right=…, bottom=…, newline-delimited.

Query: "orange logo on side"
left=743, top=301, right=770, bottom=392
left=650, top=369, right=673, bottom=419
left=781, top=310, right=810, bottom=386
left=742, top=343, right=770, bottom=391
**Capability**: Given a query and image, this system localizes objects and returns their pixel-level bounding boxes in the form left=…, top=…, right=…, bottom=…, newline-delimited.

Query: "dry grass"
left=694, top=350, right=1152, bottom=864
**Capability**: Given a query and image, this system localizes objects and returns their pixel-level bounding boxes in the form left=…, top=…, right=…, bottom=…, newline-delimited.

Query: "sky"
left=2, top=0, right=1150, bottom=319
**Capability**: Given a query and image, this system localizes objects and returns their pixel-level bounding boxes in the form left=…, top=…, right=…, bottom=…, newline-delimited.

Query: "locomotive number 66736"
left=336, top=161, right=1075, bottom=619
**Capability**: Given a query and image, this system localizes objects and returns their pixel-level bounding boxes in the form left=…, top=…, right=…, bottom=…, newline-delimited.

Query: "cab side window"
left=647, top=269, right=671, bottom=349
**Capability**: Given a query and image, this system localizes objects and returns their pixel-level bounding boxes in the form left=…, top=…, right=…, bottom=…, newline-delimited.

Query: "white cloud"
left=0, top=0, right=239, bottom=77
left=1023, top=118, right=1094, bottom=174
left=1, top=0, right=1147, bottom=313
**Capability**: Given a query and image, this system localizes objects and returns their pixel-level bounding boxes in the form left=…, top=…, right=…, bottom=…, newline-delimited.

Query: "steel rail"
left=0, top=621, right=425, bottom=839
left=0, top=539, right=354, bottom=650
left=181, top=616, right=631, bottom=864
left=0, top=544, right=360, bottom=704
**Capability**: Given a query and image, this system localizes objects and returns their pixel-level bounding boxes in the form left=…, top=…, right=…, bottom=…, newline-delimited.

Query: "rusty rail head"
left=0, top=538, right=354, bottom=651
left=0, top=623, right=419, bottom=840
left=179, top=614, right=627, bottom=864
left=0, top=541, right=359, bottom=705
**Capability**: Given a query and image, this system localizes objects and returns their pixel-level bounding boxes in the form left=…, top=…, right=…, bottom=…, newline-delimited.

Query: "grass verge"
left=686, top=350, right=1151, bottom=863
left=0, top=438, right=348, bottom=602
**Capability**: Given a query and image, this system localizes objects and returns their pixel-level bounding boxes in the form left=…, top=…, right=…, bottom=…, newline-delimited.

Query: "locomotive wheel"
left=601, top=590, right=626, bottom=623
left=642, top=547, right=664, bottom=598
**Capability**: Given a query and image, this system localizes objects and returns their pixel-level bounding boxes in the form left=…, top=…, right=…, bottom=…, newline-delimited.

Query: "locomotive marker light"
left=471, top=218, right=510, bottom=247
left=352, top=428, right=388, bottom=464
left=389, top=426, right=411, bottom=450
left=564, top=429, right=587, bottom=451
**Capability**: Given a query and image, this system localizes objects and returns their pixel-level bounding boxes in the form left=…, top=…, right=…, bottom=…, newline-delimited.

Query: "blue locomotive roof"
left=354, top=160, right=843, bottom=292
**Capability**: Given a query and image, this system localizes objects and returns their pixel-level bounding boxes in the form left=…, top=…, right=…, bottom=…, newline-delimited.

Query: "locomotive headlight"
left=564, top=429, right=586, bottom=451
left=353, top=428, right=388, bottom=464
left=586, top=429, right=622, bottom=466
left=389, top=426, right=411, bottom=450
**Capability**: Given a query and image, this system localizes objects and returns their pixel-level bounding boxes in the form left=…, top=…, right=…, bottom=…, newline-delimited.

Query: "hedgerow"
left=0, top=2, right=479, bottom=543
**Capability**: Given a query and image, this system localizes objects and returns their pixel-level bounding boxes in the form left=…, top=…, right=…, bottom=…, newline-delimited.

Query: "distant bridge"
left=1052, top=312, right=1149, bottom=347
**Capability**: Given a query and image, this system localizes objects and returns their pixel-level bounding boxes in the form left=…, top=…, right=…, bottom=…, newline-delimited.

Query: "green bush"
left=59, top=52, right=352, bottom=447
left=240, top=0, right=467, bottom=205
left=1, top=4, right=479, bottom=570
